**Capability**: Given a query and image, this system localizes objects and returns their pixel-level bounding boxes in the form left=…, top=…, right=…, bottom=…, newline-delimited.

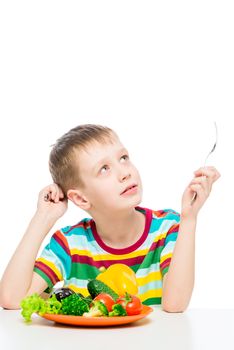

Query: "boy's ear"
left=67, top=189, right=91, bottom=210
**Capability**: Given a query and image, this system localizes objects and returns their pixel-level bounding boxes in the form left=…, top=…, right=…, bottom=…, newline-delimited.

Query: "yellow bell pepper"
left=96, top=263, right=138, bottom=296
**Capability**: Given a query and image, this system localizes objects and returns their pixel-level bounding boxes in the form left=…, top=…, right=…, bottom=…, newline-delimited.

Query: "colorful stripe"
left=34, top=206, right=180, bottom=305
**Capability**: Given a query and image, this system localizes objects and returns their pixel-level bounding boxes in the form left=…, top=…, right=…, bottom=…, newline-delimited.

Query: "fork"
left=190, top=121, right=218, bottom=205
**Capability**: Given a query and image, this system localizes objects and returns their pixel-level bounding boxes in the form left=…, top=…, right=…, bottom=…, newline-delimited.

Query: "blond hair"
left=49, top=124, right=116, bottom=197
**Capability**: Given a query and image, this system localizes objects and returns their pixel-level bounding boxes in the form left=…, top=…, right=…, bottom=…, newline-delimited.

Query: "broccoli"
left=108, top=303, right=127, bottom=317
left=45, top=294, right=63, bottom=315
left=83, top=295, right=93, bottom=306
left=83, top=300, right=108, bottom=317
left=61, top=294, right=89, bottom=316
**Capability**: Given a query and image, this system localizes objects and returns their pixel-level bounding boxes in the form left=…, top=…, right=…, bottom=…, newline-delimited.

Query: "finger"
left=190, top=176, right=207, bottom=187
left=194, top=167, right=214, bottom=178
left=51, top=190, right=57, bottom=201
left=194, top=174, right=213, bottom=193
left=48, top=184, right=61, bottom=201
left=41, top=184, right=64, bottom=202
left=54, top=187, right=65, bottom=202
left=193, top=167, right=220, bottom=182
left=189, top=183, right=202, bottom=192
left=43, top=190, right=56, bottom=202
left=55, top=193, right=63, bottom=203
left=194, top=166, right=216, bottom=173
left=189, top=183, right=206, bottom=199
left=43, top=193, right=51, bottom=202
left=194, top=166, right=220, bottom=175
left=51, top=186, right=65, bottom=203
left=190, top=178, right=209, bottom=196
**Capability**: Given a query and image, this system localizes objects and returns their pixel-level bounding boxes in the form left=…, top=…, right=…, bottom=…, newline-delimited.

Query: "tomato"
left=93, top=293, right=115, bottom=312
left=116, top=293, right=143, bottom=316
left=125, top=295, right=143, bottom=315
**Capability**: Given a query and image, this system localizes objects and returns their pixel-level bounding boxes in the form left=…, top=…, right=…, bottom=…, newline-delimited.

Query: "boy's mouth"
left=120, top=183, right=138, bottom=195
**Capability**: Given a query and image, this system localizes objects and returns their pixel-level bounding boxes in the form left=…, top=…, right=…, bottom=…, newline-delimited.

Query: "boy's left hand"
left=181, top=166, right=221, bottom=219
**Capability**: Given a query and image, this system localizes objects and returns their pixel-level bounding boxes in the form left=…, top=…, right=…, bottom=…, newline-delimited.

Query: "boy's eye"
left=99, top=155, right=129, bottom=174
left=121, top=154, right=129, bottom=161
left=100, top=165, right=109, bottom=174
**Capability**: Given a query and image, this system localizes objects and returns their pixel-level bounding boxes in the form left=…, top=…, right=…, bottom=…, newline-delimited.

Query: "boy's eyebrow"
left=92, top=147, right=128, bottom=172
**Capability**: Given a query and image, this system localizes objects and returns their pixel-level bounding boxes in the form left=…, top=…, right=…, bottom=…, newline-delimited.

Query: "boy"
left=0, top=124, right=220, bottom=312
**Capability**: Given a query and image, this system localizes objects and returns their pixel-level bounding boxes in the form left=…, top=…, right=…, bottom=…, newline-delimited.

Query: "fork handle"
left=190, top=173, right=206, bottom=205
left=190, top=191, right=197, bottom=205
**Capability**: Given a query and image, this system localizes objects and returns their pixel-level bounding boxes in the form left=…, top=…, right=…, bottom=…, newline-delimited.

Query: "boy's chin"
left=120, top=197, right=143, bottom=209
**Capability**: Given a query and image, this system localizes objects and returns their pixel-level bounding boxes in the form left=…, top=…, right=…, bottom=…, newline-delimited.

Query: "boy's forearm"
left=162, top=215, right=197, bottom=312
left=0, top=212, right=55, bottom=306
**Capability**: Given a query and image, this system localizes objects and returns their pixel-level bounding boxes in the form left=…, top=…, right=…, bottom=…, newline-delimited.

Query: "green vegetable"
left=84, top=295, right=93, bottom=306
left=83, top=300, right=108, bottom=317
left=61, top=294, right=90, bottom=316
left=45, top=294, right=63, bottom=314
left=87, top=279, right=119, bottom=302
left=77, top=292, right=85, bottom=298
left=20, top=293, right=62, bottom=323
left=108, top=303, right=127, bottom=317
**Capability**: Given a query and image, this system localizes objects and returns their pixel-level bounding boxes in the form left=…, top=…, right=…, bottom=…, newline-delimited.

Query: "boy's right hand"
left=36, top=183, right=68, bottom=221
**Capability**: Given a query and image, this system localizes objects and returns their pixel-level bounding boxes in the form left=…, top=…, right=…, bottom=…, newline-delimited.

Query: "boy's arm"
left=0, top=184, right=67, bottom=310
left=0, top=212, right=56, bottom=309
left=161, top=216, right=196, bottom=313
left=161, top=166, right=220, bottom=313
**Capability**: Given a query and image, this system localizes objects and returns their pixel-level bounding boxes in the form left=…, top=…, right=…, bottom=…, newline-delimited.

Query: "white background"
left=0, top=1, right=233, bottom=308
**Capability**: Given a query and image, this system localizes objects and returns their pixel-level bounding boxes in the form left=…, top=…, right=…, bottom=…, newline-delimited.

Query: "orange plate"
left=40, top=305, right=153, bottom=327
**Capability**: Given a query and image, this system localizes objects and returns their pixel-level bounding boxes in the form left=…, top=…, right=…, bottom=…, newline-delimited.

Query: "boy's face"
left=74, top=135, right=143, bottom=213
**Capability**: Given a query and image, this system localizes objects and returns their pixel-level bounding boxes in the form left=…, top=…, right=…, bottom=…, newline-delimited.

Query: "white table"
left=0, top=306, right=234, bottom=350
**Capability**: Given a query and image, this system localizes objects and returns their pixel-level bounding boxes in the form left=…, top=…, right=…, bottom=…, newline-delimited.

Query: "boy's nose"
left=120, top=172, right=131, bottom=182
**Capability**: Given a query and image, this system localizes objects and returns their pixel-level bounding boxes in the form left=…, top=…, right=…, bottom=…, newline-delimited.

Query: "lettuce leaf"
left=20, top=293, right=62, bottom=323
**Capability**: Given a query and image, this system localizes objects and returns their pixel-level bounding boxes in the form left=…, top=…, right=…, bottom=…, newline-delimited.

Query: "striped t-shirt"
left=33, top=206, right=180, bottom=305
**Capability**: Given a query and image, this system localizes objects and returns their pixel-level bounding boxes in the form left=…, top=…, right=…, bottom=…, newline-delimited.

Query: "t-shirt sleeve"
left=33, top=229, right=71, bottom=293
left=159, top=209, right=180, bottom=278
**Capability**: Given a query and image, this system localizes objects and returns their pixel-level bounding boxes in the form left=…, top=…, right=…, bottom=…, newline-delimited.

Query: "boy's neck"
left=91, top=208, right=145, bottom=249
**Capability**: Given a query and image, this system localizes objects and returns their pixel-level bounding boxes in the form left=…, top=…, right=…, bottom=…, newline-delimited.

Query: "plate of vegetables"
left=20, top=264, right=153, bottom=326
